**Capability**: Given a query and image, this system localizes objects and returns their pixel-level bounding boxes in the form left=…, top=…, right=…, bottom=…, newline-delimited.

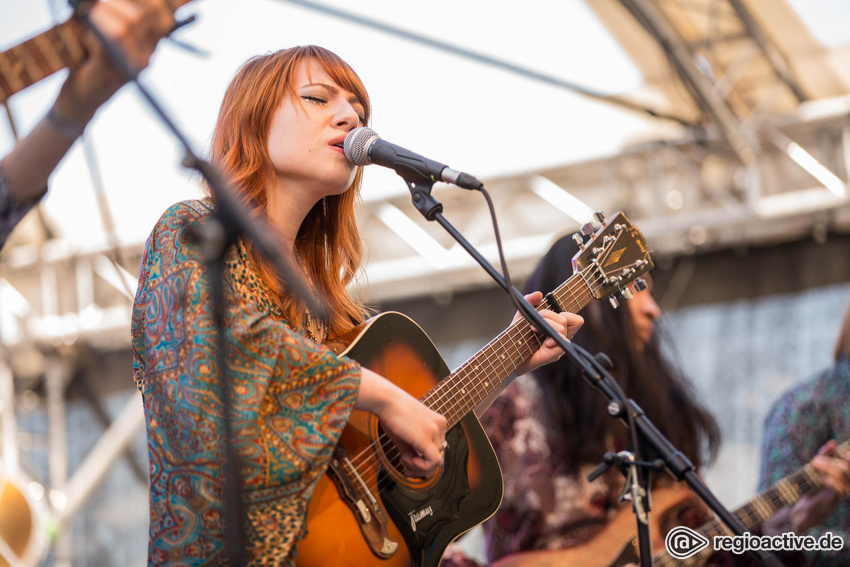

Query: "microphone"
left=343, top=127, right=484, bottom=190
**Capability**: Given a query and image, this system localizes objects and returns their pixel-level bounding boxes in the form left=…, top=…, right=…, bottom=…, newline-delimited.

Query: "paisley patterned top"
left=759, top=356, right=850, bottom=566
left=132, top=199, right=361, bottom=566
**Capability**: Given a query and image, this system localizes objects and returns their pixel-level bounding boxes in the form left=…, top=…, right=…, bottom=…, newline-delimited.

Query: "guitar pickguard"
left=379, top=424, right=471, bottom=567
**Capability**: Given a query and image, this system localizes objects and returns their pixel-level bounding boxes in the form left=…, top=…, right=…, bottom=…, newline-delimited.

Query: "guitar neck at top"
left=419, top=212, right=653, bottom=427
left=0, top=0, right=193, bottom=103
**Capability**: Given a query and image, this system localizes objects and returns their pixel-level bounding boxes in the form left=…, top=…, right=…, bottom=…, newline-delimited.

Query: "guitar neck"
left=420, top=268, right=595, bottom=429
left=0, top=0, right=192, bottom=102
left=653, top=461, right=827, bottom=567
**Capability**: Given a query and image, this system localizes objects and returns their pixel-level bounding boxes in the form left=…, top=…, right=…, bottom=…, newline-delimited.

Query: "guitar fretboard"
left=654, top=455, right=833, bottom=567
left=0, top=19, right=86, bottom=102
left=420, top=263, right=598, bottom=428
left=0, top=0, right=192, bottom=102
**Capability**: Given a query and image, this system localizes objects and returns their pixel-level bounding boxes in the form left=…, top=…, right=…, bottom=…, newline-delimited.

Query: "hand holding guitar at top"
left=514, top=291, right=584, bottom=377
left=0, top=0, right=174, bottom=246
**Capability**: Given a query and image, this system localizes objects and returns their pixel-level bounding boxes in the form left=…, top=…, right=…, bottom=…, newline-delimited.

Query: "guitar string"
left=341, top=265, right=607, bottom=490
left=419, top=260, right=597, bottom=420
left=423, top=254, right=606, bottom=425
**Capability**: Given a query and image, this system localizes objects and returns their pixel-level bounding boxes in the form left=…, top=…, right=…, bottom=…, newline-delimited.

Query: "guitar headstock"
left=571, top=211, right=654, bottom=306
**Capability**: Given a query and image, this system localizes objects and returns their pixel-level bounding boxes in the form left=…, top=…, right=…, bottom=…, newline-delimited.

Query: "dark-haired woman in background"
left=479, top=235, right=721, bottom=561
left=444, top=234, right=849, bottom=566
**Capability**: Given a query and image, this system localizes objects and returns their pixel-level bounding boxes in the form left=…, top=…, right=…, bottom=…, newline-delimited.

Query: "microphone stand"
left=74, top=6, right=324, bottom=564
left=399, top=174, right=784, bottom=567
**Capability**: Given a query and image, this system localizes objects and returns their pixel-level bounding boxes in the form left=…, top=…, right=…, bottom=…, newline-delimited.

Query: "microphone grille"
left=344, top=127, right=378, bottom=166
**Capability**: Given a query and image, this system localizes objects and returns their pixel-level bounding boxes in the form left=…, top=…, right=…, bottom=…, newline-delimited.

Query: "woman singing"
left=132, top=45, right=581, bottom=565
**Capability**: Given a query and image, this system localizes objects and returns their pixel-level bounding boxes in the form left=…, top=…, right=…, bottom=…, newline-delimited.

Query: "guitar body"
left=297, top=312, right=503, bottom=567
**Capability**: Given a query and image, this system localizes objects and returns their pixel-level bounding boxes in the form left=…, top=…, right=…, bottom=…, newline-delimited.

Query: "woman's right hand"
left=355, top=368, right=448, bottom=477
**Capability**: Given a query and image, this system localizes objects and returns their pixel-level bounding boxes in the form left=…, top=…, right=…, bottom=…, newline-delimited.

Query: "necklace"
left=303, top=294, right=328, bottom=343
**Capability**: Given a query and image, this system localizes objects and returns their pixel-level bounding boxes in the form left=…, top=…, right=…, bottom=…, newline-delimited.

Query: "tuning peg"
left=621, top=287, right=634, bottom=300
left=609, top=296, right=619, bottom=309
left=633, top=278, right=648, bottom=293
left=572, top=233, right=584, bottom=247
left=594, top=211, right=606, bottom=223
left=580, top=222, right=596, bottom=236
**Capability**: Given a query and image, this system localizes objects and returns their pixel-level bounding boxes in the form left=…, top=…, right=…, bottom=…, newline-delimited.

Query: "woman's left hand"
left=514, top=291, right=584, bottom=377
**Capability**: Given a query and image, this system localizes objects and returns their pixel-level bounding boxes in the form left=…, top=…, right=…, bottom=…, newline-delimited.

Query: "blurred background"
left=1, top=0, right=849, bottom=565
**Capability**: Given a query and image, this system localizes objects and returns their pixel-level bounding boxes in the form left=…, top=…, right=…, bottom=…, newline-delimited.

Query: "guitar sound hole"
left=375, top=425, right=441, bottom=488
left=376, top=425, right=407, bottom=476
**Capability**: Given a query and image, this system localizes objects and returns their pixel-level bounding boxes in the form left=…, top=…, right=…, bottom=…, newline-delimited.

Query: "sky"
left=1, top=0, right=658, bottom=249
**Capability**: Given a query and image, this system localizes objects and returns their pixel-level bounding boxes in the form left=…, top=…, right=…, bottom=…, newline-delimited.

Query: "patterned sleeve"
left=132, top=200, right=361, bottom=564
left=758, top=377, right=827, bottom=490
left=0, top=163, right=45, bottom=248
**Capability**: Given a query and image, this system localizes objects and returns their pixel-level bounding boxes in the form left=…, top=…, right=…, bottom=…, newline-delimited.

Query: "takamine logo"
left=409, top=506, right=434, bottom=532
left=665, top=526, right=710, bottom=559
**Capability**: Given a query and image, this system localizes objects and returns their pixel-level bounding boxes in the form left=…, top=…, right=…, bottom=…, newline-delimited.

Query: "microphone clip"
left=406, top=178, right=443, bottom=221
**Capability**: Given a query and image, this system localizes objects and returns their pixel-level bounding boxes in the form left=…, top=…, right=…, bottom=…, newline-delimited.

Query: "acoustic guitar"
left=0, top=0, right=192, bottom=103
left=493, top=442, right=850, bottom=567
left=296, top=212, right=655, bottom=567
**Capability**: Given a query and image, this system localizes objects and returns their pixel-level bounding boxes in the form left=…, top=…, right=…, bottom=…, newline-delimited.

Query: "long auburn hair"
left=206, top=46, right=371, bottom=338
left=525, top=236, right=721, bottom=473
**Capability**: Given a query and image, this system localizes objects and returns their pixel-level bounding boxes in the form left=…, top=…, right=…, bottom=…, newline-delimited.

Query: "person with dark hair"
left=132, top=46, right=583, bottom=565
left=759, top=297, right=850, bottom=566
left=0, top=0, right=174, bottom=246
left=443, top=235, right=850, bottom=567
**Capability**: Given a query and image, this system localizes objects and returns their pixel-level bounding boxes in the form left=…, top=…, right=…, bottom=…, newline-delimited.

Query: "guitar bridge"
left=327, top=446, right=399, bottom=558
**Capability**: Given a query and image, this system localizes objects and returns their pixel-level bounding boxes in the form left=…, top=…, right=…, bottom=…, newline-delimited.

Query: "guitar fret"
left=34, top=32, right=65, bottom=73
left=428, top=300, right=549, bottom=426
left=556, top=280, right=589, bottom=313
left=800, top=467, right=822, bottom=492
left=737, top=504, right=759, bottom=529
left=17, top=41, right=48, bottom=88
left=427, top=271, right=594, bottom=427
left=775, top=478, right=799, bottom=506
left=55, top=20, right=87, bottom=65
left=2, top=46, right=27, bottom=94
left=751, top=493, right=775, bottom=522
left=0, top=59, right=14, bottom=101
